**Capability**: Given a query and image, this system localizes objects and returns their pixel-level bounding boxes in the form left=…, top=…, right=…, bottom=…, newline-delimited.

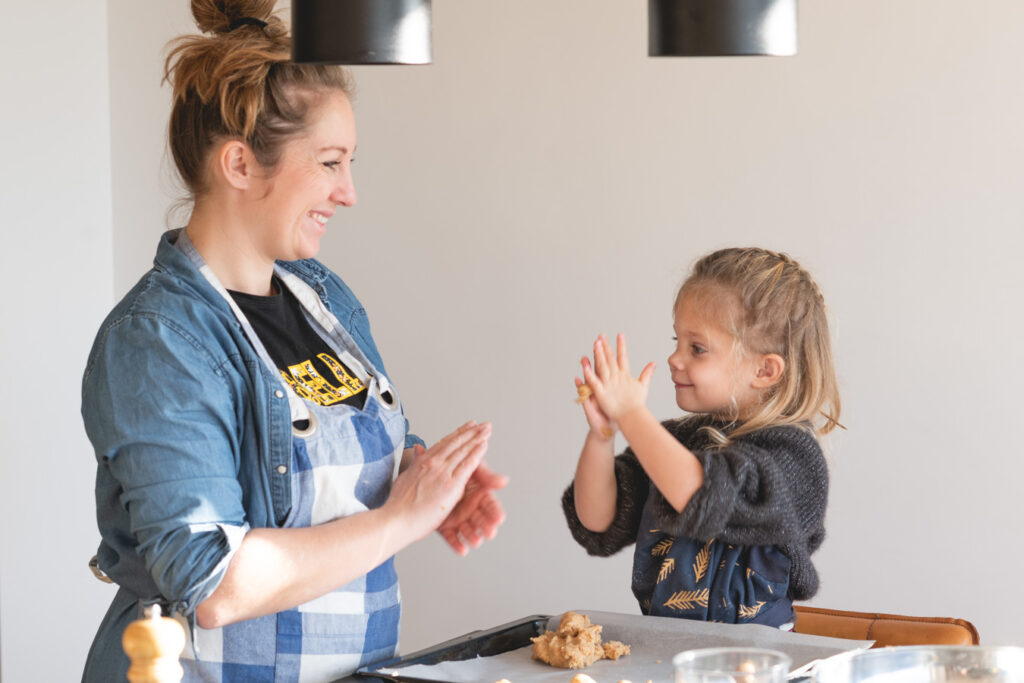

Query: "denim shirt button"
left=274, top=390, right=284, bottom=399
left=277, top=465, right=287, bottom=474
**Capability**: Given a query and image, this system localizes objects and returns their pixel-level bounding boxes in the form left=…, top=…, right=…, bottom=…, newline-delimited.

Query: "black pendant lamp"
left=649, top=0, right=798, bottom=57
left=292, top=0, right=432, bottom=65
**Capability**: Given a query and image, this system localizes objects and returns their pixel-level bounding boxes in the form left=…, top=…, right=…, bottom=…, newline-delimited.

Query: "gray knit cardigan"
left=562, top=416, right=829, bottom=600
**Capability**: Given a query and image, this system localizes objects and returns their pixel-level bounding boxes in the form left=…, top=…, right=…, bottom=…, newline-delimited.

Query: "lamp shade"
left=292, top=0, right=432, bottom=65
left=649, top=0, right=798, bottom=57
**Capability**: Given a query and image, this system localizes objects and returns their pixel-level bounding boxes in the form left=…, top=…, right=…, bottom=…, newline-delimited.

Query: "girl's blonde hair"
left=675, top=247, right=841, bottom=443
left=164, top=0, right=354, bottom=199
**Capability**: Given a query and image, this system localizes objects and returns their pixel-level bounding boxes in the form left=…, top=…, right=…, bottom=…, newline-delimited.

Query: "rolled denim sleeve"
left=84, top=313, right=249, bottom=613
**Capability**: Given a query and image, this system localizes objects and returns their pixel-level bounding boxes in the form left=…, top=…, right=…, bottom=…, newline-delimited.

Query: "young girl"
left=563, top=247, right=840, bottom=628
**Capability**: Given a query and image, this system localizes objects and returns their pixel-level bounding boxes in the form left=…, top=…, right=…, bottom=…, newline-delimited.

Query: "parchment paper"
left=372, top=610, right=872, bottom=682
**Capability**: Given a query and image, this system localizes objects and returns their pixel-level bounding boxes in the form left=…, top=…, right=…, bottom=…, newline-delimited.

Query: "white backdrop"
left=339, top=1, right=1024, bottom=651
left=3, top=1, right=1023, bottom=680
left=0, top=1, right=114, bottom=681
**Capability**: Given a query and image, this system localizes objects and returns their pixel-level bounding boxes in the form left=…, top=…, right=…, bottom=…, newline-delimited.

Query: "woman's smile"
left=307, top=210, right=332, bottom=234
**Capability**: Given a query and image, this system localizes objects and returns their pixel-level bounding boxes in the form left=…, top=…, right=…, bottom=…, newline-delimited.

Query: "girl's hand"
left=384, top=422, right=492, bottom=544
left=574, top=375, right=617, bottom=441
left=582, top=333, right=656, bottom=423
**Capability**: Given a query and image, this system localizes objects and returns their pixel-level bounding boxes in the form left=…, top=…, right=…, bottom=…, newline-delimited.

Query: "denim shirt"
left=82, top=229, right=422, bottom=617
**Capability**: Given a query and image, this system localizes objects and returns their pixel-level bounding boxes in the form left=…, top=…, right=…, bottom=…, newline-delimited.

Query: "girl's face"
left=667, top=293, right=762, bottom=419
left=251, top=91, right=358, bottom=262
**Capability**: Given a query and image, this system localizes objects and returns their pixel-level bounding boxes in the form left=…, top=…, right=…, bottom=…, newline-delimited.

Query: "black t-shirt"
left=230, top=275, right=367, bottom=410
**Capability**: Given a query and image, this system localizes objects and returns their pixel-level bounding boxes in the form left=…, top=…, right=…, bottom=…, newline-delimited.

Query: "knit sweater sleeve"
left=649, top=424, right=828, bottom=549
left=561, top=452, right=650, bottom=556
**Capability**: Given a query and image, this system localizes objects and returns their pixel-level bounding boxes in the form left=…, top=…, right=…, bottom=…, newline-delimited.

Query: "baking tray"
left=352, top=614, right=550, bottom=682
left=347, top=610, right=870, bottom=683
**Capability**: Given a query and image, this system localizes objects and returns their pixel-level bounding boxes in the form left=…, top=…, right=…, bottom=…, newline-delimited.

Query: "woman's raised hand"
left=581, top=333, right=656, bottom=423
left=384, top=421, right=493, bottom=547
left=437, top=461, right=508, bottom=556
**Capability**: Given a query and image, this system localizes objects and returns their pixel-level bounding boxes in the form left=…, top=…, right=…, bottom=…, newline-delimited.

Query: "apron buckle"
left=292, top=410, right=319, bottom=438
left=88, top=554, right=114, bottom=584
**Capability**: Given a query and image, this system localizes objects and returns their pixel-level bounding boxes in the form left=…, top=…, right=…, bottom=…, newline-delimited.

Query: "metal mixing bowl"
left=812, top=646, right=1024, bottom=682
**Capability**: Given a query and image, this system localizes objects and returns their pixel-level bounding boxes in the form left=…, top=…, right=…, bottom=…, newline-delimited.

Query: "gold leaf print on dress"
left=693, top=540, right=713, bottom=582
left=651, top=538, right=674, bottom=557
left=662, top=588, right=710, bottom=611
left=738, top=601, right=766, bottom=620
left=746, top=568, right=753, bottom=579
left=658, top=558, right=675, bottom=583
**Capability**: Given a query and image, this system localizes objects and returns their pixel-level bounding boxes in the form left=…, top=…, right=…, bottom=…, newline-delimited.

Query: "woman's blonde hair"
left=164, top=0, right=354, bottom=198
left=675, top=247, right=841, bottom=443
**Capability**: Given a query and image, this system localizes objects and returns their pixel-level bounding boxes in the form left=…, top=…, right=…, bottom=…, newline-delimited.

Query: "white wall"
left=341, top=1, right=1024, bottom=649
left=3, top=1, right=1022, bottom=679
left=107, top=1, right=194, bottom=295
left=0, top=1, right=115, bottom=681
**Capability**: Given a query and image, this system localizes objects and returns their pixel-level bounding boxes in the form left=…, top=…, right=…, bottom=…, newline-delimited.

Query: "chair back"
left=793, top=606, right=980, bottom=647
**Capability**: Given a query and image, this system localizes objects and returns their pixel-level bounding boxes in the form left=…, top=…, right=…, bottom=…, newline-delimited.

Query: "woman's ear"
left=752, top=353, right=785, bottom=389
left=217, top=140, right=254, bottom=190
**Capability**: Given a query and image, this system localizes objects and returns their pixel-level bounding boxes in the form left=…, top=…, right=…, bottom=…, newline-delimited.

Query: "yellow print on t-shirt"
left=280, top=353, right=366, bottom=406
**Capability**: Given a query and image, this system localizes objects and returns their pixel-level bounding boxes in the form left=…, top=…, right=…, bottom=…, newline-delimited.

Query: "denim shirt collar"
left=154, top=228, right=330, bottom=304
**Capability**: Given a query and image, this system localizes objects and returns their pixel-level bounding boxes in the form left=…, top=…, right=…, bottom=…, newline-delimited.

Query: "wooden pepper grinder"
left=122, top=604, right=185, bottom=683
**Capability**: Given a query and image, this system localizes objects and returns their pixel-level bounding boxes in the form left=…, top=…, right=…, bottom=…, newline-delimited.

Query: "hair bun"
left=191, top=0, right=277, bottom=35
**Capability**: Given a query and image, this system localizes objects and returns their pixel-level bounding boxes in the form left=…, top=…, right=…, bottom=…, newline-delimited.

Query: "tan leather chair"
left=793, top=606, right=980, bottom=647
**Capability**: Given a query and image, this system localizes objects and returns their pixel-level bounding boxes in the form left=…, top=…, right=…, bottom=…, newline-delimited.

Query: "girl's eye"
left=691, top=344, right=706, bottom=355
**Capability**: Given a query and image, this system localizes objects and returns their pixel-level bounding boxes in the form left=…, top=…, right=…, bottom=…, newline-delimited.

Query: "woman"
left=81, top=1, right=506, bottom=680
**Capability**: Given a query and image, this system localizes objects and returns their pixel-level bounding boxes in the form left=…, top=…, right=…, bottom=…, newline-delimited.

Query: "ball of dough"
left=603, top=641, right=630, bottom=660
left=530, top=611, right=630, bottom=670
left=559, top=611, right=590, bottom=635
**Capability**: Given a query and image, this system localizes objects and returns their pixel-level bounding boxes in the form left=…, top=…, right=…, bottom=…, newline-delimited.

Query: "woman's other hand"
left=437, top=462, right=508, bottom=555
left=384, top=421, right=492, bottom=546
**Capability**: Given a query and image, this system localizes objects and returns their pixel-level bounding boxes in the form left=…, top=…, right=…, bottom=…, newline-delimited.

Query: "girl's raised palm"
left=575, top=374, right=616, bottom=440
left=583, top=333, right=656, bottom=422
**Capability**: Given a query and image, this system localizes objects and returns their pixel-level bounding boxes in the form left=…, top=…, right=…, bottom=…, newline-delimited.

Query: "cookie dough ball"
left=603, top=641, right=631, bottom=660
left=530, top=627, right=603, bottom=669
left=558, top=611, right=591, bottom=635
left=531, top=611, right=629, bottom=670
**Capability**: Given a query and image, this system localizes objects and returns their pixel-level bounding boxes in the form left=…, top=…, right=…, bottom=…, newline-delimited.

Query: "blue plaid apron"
left=177, top=236, right=406, bottom=682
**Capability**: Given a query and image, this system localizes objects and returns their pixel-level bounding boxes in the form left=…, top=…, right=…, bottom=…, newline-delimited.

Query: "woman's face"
left=253, top=91, right=358, bottom=262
